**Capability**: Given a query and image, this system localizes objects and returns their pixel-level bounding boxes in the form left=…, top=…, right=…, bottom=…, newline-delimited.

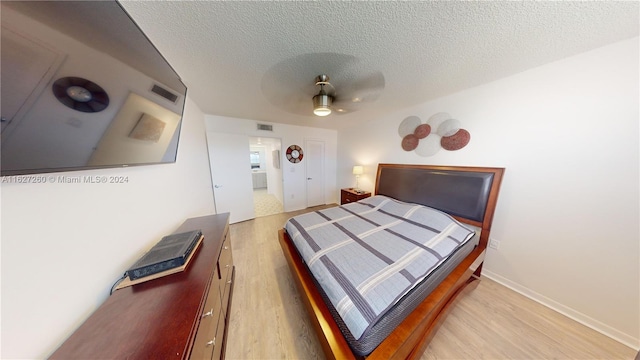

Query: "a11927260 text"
left=1, top=175, right=129, bottom=184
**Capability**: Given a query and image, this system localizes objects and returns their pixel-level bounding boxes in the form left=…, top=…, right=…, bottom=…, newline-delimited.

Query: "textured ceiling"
left=120, top=1, right=638, bottom=130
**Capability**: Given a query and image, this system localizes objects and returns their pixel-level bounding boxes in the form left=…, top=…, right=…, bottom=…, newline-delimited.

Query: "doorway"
left=249, top=137, right=284, bottom=217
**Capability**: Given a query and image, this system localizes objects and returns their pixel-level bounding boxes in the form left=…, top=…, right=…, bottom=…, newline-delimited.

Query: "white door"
left=305, top=140, right=325, bottom=207
left=1, top=26, right=64, bottom=135
left=207, top=132, right=255, bottom=224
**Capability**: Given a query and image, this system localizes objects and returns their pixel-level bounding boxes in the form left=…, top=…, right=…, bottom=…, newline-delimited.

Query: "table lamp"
left=352, top=165, right=363, bottom=190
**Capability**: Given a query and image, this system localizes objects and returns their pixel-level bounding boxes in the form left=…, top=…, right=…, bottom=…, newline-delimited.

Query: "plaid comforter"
left=284, top=195, right=475, bottom=340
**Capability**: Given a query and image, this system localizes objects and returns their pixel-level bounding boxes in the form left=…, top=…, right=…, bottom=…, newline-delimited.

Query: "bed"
left=278, top=163, right=504, bottom=359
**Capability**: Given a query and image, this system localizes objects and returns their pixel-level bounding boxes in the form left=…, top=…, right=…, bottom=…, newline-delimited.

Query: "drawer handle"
left=227, top=280, right=232, bottom=284
left=206, top=338, right=216, bottom=346
left=225, top=264, right=230, bottom=268
left=202, top=308, right=213, bottom=318
left=224, top=246, right=229, bottom=250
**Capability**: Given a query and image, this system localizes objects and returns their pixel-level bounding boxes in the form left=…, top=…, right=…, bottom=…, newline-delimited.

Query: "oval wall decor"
left=414, top=124, right=431, bottom=139
left=398, top=116, right=422, bottom=137
left=441, top=129, right=471, bottom=150
left=397, top=112, right=471, bottom=156
left=415, top=134, right=441, bottom=157
left=436, top=118, right=461, bottom=137
left=427, top=112, right=451, bottom=131
left=401, top=134, right=419, bottom=151
left=286, top=144, right=304, bottom=163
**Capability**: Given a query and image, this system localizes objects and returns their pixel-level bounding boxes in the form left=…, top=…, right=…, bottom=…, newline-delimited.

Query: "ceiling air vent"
left=151, top=84, right=179, bottom=103
left=257, top=123, right=273, bottom=131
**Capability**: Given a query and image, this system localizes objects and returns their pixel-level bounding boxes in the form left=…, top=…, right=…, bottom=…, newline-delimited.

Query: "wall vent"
left=257, top=123, right=273, bottom=131
left=151, top=84, right=179, bottom=103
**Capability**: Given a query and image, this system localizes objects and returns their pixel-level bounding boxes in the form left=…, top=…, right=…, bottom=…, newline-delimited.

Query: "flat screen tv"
left=1, top=1, right=187, bottom=176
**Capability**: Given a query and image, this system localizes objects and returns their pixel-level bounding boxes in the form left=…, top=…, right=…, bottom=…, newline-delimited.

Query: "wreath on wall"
left=286, top=145, right=303, bottom=163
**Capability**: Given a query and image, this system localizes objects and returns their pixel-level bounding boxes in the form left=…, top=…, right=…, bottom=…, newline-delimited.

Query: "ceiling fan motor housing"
left=313, top=76, right=333, bottom=116
left=313, top=90, right=332, bottom=116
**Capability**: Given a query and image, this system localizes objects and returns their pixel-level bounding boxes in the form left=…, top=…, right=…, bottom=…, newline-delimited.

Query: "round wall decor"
left=401, top=134, right=419, bottom=151
left=286, top=145, right=303, bottom=163
left=52, top=77, right=110, bottom=113
left=414, top=123, right=431, bottom=139
left=397, top=112, right=470, bottom=156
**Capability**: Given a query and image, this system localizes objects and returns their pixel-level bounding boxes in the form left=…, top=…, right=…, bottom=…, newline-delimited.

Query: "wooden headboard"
left=375, top=164, right=504, bottom=247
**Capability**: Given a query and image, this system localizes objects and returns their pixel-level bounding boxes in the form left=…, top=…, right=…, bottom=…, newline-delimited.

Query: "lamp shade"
left=352, top=165, right=363, bottom=175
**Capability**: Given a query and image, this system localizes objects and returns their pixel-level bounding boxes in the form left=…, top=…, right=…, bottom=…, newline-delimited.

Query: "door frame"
left=249, top=136, right=284, bottom=216
left=1, top=25, right=65, bottom=140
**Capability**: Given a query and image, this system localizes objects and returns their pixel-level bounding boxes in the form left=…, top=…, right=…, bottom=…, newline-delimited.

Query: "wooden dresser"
left=340, top=188, right=371, bottom=204
left=50, top=213, right=235, bottom=360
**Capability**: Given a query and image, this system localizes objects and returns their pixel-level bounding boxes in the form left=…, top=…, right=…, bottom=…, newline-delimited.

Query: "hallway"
left=253, top=188, right=283, bottom=217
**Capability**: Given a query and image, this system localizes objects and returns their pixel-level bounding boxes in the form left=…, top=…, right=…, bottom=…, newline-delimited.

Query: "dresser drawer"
left=190, top=269, right=223, bottom=360
left=340, top=189, right=371, bottom=204
left=191, top=307, right=223, bottom=360
left=221, top=266, right=234, bottom=319
left=342, top=192, right=358, bottom=203
left=218, top=235, right=233, bottom=292
left=211, top=307, right=227, bottom=360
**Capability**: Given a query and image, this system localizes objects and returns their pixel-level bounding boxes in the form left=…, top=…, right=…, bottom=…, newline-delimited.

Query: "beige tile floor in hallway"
left=253, top=189, right=284, bottom=217
left=225, top=206, right=637, bottom=360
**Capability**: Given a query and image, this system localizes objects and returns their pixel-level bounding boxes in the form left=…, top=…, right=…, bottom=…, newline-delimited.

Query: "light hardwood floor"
left=225, top=206, right=636, bottom=360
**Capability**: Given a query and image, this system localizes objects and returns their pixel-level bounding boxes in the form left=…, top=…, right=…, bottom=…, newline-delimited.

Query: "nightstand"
left=341, top=188, right=371, bottom=205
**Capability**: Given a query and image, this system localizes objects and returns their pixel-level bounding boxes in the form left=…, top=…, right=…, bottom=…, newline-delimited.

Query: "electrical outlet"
left=489, top=238, right=500, bottom=250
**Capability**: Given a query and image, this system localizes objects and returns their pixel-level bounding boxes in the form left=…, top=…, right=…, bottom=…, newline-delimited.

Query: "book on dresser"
left=126, top=229, right=203, bottom=280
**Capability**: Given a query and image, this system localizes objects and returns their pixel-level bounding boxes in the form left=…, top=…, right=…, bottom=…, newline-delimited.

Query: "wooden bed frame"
left=278, top=164, right=504, bottom=359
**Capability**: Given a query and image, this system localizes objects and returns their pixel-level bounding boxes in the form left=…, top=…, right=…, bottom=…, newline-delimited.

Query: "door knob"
left=307, top=177, right=312, bottom=180
left=214, top=185, right=222, bottom=188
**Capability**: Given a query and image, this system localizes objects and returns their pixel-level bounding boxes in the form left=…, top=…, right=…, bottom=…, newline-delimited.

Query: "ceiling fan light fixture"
left=313, top=92, right=332, bottom=116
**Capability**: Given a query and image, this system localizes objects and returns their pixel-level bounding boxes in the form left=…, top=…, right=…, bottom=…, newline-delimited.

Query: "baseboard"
left=482, top=270, right=640, bottom=351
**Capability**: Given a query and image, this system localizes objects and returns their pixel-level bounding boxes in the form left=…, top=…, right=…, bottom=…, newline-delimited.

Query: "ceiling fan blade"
left=261, top=73, right=315, bottom=116
left=277, top=85, right=315, bottom=116
left=335, top=71, right=385, bottom=102
left=330, top=71, right=385, bottom=114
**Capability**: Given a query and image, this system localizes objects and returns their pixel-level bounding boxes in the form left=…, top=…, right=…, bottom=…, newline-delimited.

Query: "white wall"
left=206, top=115, right=338, bottom=211
left=265, top=141, right=284, bottom=203
left=0, top=97, right=216, bottom=358
left=337, top=38, right=639, bottom=349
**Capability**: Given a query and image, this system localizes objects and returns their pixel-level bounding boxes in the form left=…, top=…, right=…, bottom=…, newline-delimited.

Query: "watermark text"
left=1, top=175, right=130, bottom=184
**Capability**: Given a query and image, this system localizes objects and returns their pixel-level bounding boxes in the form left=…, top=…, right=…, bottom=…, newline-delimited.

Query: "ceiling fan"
left=312, top=75, right=333, bottom=116
left=311, top=73, right=386, bottom=116
left=312, top=73, right=384, bottom=116
left=260, top=53, right=385, bottom=117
